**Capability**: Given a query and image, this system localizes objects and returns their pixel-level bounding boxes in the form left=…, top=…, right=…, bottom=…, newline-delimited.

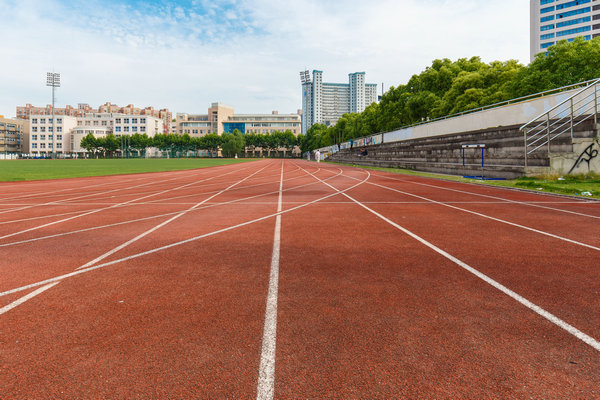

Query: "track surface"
left=0, top=160, right=598, bottom=398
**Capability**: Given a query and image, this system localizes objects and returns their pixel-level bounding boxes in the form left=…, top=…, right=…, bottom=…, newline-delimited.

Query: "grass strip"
left=0, top=158, right=260, bottom=182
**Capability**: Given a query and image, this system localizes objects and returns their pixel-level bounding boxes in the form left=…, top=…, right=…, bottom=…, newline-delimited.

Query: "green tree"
left=263, top=133, right=280, bottom=157
left=221, top=130, right=245, bottom=157
left=510, top=37, right=600, bottom=97
left=129, top=133, right=151, bottom=157
left=243, top=133, right=261, bottom=157
left=278, top=130, right=297, bottom=157
left=103, top=134, right=119, bottom=158
left=80, top=132, right=98, bottom=158
left=199, top=133, right=222, bottom=157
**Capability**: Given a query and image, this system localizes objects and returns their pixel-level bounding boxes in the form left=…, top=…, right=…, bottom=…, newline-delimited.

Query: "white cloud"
left=0, top=0, right=529, bottom=118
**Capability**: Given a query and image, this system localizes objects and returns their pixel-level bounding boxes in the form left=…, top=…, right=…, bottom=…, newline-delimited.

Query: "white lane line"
left=75, top=162, right=272, bottom=270
left=301, top=165, right=600, bottom=353
left=53, top=166, right=291, bottom=206
left=4, top=200, right=594, bottom=207
left=343, top=175, right=600, bottom=252
left=0, top=161, right=256, bottom=216
left=373, top=172, right=600, bottom=219
left=0, top=167, right=369, bottom=299
left=0, top=165, right=245, bottom=241
left=0, top=169, right=190, bottom=216
left=0, top=167, right=334, bottom=248
left=0, top=167, right=302, bottom=227
left=0, top=282, right=61, bottom=316
left=0, top=173, right=153, bottom=202
left=257, top=162, right=284, bottom=400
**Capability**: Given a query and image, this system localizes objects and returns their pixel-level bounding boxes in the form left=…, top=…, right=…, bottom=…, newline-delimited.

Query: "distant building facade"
left=530, top=0, right=600, bottom=61
left=0, top=116, right=27, bottom=155
left=27, top=115, right=78, bottom=156
left=17, top=102, right=172, bottom=133
left=176, top=103, right=301, bottom=136
left=300, top=70, right=378, bottom=133
left=176, top=103, right=234, bottom=137
left=27, top=113, right=164, bottom=157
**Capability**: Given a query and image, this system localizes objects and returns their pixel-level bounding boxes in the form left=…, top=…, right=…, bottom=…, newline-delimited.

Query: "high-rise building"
left=300, top=70, right=378, bottom=134
left=530, top=0, right=600, bottom=61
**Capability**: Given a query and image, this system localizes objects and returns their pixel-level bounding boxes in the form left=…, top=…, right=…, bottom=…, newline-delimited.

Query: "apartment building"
left=27, top=113, right=163, bottom=157
left=300, top=70, right=378, bottom=133
left=71, top=113, right=163, bottom=155
left=28, top=115, right=78, bottom=157
left=17, top=102, right=172, bottom=133
left=0, top=116, right=27, bottom=155
left=530, top=0, right=600, bottom=60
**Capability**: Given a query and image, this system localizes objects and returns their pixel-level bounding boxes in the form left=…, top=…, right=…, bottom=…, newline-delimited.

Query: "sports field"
left=0, top=158, right=258, bottom=181
left=0, top=160, right=598, bottom=398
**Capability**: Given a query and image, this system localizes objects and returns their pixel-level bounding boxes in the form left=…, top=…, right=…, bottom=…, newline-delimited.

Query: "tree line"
left=79, top=129, right=300, bottom=158
left=299, top=37, right=600, bottom=152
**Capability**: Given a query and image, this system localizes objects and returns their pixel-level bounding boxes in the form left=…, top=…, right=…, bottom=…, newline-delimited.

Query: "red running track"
left=0, top=160, right=598, bottom=399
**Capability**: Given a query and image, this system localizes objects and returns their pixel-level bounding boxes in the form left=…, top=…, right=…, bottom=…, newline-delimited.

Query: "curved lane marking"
left=301, top=164, right=600, bottom=353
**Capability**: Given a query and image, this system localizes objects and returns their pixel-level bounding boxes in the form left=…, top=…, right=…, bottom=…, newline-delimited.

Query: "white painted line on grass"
left=301, top=165, right=600, bottom=353
left=257, top=162, right=284, bottom=400
left=0, top=282, right=61, bottom=316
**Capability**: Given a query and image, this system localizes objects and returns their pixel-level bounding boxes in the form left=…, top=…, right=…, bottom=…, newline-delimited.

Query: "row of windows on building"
left=31, top=118, right=63, bottom=124
left=541, top=34, right=592, bottom=48
left=541, top=16, right=591, bottom=30
left=114, top=126, right=147, bottom=133
left=540, top=24, right=594, bottom=39
left=541, top=6, right=593, bottom=22
left=31, top=117, right=150, bottom=126
left=31, top=143, right=63, bottom=149
left=77, top=117, right=148, bottom=127
left=541, top=0, right=591, bottom=14
left=31, top=126, right=63, bottom=133
left=31, top=135, right=63, bottom=141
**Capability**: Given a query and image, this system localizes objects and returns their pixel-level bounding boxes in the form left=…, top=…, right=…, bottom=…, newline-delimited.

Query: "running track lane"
left=0, top=160, right=599, bottom=398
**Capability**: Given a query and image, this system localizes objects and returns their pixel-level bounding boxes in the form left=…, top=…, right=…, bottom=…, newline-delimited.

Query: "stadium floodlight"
left=300, top=70, right=311, bottom=84
left=46, top=72, right=60, bottom=159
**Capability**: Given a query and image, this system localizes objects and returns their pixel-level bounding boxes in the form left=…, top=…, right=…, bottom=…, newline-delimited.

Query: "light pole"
left=46, top=72, right=60, bottom=159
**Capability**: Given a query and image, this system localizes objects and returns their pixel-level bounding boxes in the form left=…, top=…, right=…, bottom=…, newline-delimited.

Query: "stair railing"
left=520, top=78, right=600, bottom=168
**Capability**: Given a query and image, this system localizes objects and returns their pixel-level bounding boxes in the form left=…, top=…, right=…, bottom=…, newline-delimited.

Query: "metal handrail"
left=520, top=78, right=600, bottom=130
left=522, top=78, right=600, bottom=167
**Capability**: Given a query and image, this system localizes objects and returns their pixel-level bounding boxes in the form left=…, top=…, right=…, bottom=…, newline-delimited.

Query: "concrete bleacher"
left=328, top=121, right=597, bottom=179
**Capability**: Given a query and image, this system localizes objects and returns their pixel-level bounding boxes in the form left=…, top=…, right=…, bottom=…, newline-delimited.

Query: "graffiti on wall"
left=568, top=139, right=599, bottom=174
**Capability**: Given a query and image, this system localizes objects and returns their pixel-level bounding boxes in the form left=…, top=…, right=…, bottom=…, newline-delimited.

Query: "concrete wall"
left=382, top=87, right=589, bottom=144
left=550, top=138, right=600, bottom=175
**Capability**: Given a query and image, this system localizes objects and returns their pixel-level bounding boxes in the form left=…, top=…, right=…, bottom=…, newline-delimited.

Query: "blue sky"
left=0, top=0, right=530, bottom=118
